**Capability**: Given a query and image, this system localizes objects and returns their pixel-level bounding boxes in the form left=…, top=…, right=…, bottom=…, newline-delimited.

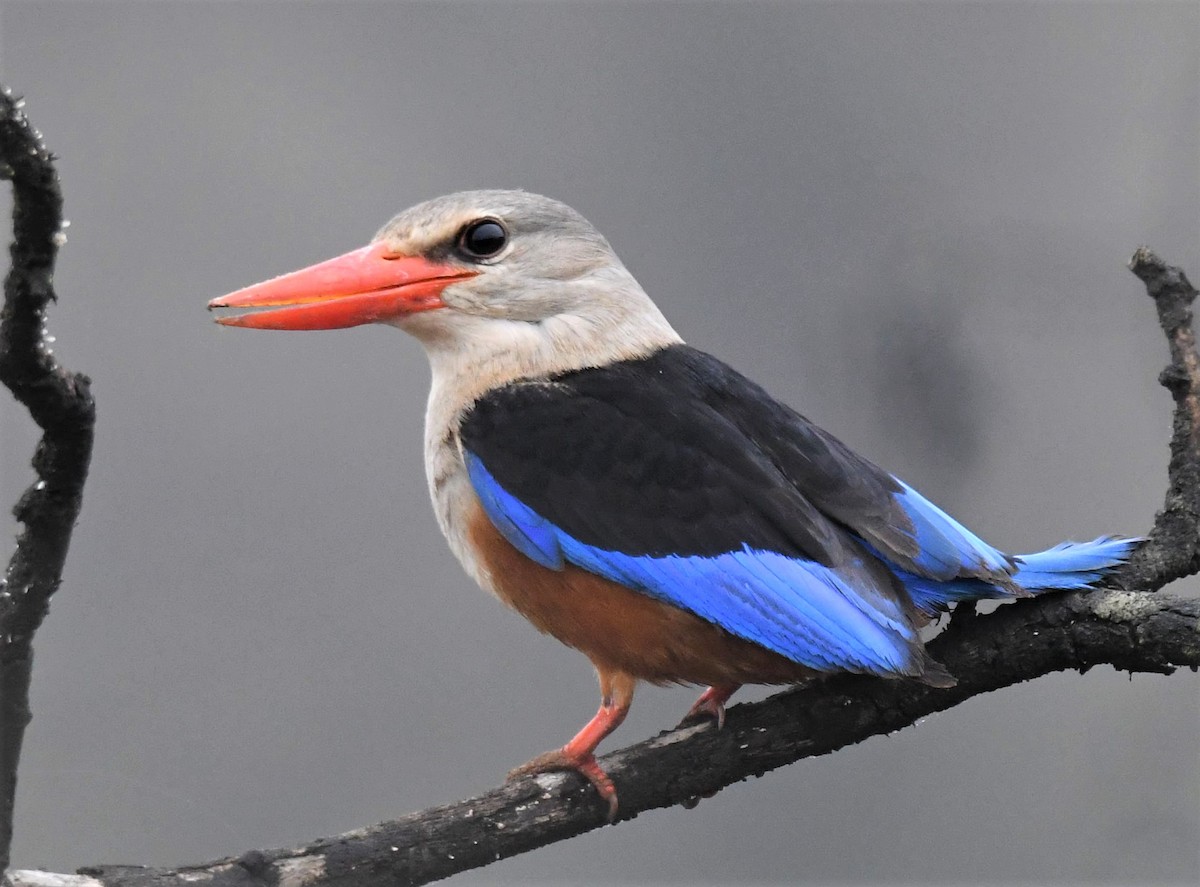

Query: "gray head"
left=378, top=190, right=614, bottom=311
left=211, top=189, right=681, bottom=381
left=210, top=189, right=681, bottom=386
left=378, top=189, right=659, bottom=326
left=374, top=190, right=681, bottom=370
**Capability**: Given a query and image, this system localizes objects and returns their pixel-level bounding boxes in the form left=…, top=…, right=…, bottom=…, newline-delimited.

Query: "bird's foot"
left=679, top=695, right=726, bottom=729
left=508, top=748, right=619, bottom=821
left=677, top=683, right=740, bottom=730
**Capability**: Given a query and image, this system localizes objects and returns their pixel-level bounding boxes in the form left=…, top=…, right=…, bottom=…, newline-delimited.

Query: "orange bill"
left=208, top=242, right=475, bottom=330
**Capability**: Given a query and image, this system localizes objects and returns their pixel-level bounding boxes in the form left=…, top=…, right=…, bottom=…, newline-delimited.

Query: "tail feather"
left=899, top=535, right=1139, bottom=617
left=1011, top=536, right=1139, bottom=590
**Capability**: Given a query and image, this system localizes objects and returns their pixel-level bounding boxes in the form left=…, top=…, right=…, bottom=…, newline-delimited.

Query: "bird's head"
left=209, top=190, right=680, bottom=372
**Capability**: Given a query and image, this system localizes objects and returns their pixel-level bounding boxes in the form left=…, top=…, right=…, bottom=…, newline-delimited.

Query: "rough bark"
left=11, top=588, right=1196, bottom=887
left=0, top=88, right=95, bottom=873
left=0, top=88, right=1195, bottom=887
left=1115, top=247, right=1200, bottom=587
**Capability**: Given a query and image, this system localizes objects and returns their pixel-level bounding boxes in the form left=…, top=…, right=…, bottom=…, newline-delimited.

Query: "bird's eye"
left=457, top=219, right=508, bottom=260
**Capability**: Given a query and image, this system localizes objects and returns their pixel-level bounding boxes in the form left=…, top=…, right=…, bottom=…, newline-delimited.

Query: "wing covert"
left=459, top=348, right=942, bottom=678
left=685, top=347, right=1016, bottom=586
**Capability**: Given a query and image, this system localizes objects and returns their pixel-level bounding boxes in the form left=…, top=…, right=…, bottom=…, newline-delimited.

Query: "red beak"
left=208, top=242, right=476, bottom=330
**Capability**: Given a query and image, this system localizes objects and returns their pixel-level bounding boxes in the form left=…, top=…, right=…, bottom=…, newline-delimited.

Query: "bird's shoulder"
left=459, top=344, right=845, bottom=561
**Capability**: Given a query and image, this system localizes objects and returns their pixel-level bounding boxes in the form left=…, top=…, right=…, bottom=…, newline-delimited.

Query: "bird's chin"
left=384, top=303, right=464, bottom=344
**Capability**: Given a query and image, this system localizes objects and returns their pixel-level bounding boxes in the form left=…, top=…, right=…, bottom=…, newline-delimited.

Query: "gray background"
left=1, top=2, right=1197, bottom=884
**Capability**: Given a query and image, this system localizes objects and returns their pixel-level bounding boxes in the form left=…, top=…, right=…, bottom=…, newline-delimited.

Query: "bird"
left=209, top=189, right=1136, bottom=818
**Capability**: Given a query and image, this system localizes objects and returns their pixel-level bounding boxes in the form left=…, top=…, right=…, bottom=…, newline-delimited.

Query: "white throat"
left=396, top=273, right=682, bottom=592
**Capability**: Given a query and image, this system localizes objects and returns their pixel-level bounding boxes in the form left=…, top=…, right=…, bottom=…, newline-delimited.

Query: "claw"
left=509, top=669, right=634, bottom=821
left=678, top=683, right=741, bottom=729
left=508, top=748, right=619, bottom=820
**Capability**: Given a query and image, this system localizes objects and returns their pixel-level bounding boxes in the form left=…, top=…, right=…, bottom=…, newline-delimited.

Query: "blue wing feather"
left=897, top=536, right=1139, bottom=614
left=891, top=479, right=1011, bottom=578
left=467, top=452, right=923, bottom=676
left=467, top=454, right=562, bottom=569
left=459, top=346, right=1138, bottom=682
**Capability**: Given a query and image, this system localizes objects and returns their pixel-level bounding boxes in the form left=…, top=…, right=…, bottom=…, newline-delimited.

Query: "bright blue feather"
left=466, top=452, right=1138, bottom=674
left=1011, top=537, right=1137, bottom=590
left=467, top=454, right=562, bottom=569
left=467, top=452, right=921, bottom=676
left=899, top=536, right=1138, bottom=614
left=892, top=479, right=1011, bottom=578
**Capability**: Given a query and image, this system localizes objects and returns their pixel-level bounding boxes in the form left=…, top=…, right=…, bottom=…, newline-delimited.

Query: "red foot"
left=508, top=748, right=619, bottom=821
left=678, top=683, right=741, bottom=729
left=510, top=672, right=633, bottom=821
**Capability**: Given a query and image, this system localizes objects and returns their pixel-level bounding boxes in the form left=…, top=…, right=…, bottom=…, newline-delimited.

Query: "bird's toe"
left=508, top=748, right=619, bottom=820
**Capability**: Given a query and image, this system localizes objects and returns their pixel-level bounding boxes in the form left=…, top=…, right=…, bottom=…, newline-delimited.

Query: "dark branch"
left=0, top=88, right=95, bottom=873
left=14, top=589, right=1191, bottom=887
left=7, top=250, right=1198, bottom=887
left=1115, top=247, right=1200, bottom=589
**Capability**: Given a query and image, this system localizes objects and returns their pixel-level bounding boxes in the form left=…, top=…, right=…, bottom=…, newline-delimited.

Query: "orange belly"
left=466, top=502, right=812, bottom=687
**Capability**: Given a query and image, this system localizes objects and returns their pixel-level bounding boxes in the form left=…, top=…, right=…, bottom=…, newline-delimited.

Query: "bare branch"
left=1115, top=248, right=1200, bottom=589
left=9, top=588, right=1194, bottom=887
left=0, top=88, right=95, bottom=872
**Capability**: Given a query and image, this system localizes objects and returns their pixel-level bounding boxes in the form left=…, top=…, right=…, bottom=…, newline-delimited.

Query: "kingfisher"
left=209, top=190, right=1135, bottom=818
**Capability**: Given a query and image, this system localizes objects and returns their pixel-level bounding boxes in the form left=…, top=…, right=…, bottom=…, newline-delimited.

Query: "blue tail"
left=1010, top=537, right=1138, bottom=589
left=899, top=536, right=1138, bottom=617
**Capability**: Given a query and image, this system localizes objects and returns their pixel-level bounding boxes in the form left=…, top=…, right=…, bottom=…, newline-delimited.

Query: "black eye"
left=458, top=219, right=508, bottom=259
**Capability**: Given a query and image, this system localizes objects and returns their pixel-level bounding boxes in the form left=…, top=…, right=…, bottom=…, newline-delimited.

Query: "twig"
left=1114, top=248, right=1200, bottom=588
left=0, top=87, right=95, bottom=873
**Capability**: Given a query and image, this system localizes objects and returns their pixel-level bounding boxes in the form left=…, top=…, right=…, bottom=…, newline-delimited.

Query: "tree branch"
left=0, top=88, right=95, bottom=873
left=9, top=588, right=1196, bottom=887
left=1115, top=247, right=1200, bottom=589
left=1, top=89, right=1195, bottom=887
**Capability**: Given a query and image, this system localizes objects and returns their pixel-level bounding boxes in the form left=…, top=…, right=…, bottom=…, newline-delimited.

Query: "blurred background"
left=1, top=2, right=1197, bottom=884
